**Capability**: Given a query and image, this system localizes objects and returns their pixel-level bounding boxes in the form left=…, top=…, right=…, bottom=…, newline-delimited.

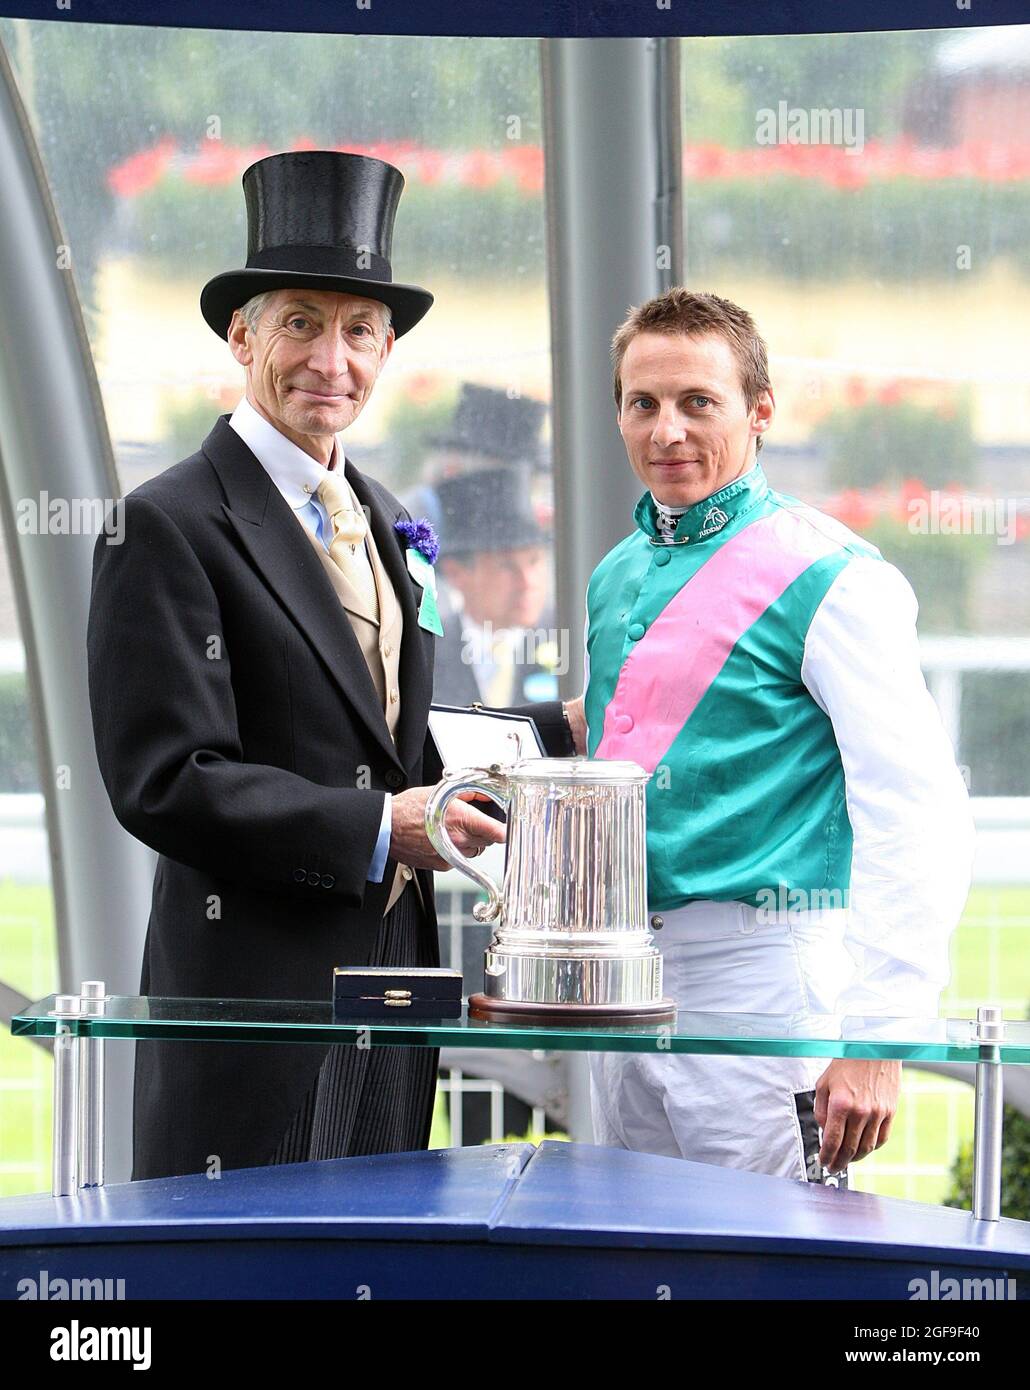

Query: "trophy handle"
left=425, top=765, right=511, bottom=922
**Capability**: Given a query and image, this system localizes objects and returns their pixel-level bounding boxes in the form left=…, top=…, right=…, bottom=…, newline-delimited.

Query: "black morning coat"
left=86, top=414, right=573, bottom=1180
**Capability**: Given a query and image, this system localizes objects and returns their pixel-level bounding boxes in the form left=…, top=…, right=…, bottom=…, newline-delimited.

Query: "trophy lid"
left=503, top=757, right=649, bottom=784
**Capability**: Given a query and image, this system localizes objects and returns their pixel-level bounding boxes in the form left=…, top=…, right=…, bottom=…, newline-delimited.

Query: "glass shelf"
left=11, top=994, right=1029, bottom=1062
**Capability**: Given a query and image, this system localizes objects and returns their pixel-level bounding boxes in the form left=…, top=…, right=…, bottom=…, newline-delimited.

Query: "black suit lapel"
left=202, top=415, right=403, bottom=770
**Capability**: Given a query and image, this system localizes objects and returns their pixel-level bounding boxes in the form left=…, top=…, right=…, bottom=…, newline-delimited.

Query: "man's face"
left=443, top=545, right=549, bottom=630
left=617, top=330, right=774, bottom=509
left=227, top=288, right=394, bottom=465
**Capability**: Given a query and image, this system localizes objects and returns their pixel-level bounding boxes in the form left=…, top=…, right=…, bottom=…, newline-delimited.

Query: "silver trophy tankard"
left=425, top=757, right=674, bottom=1022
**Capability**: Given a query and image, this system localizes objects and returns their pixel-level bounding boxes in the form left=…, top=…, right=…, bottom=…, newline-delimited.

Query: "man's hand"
left=814, top=1058, right=900, bottom=1173
left=389, top=786, right=505, bottom=871
left=564, top=695, right=587, bottom=756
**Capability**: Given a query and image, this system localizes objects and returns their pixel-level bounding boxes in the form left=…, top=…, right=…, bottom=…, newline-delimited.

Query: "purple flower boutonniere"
left=395, top=518, right=444, bottom=635
left=394, top=517, right=440, bottom=565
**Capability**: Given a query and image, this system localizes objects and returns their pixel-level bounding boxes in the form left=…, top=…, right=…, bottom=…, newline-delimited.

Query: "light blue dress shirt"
left=228, top=395, right=392, bottom=883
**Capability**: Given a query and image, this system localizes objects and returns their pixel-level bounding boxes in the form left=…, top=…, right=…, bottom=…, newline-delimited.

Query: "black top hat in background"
left=200, top=150, right=434, bottom=340
left=429, top=384, right=548, bottom=467
left=435, top=467, right=549, bottom=559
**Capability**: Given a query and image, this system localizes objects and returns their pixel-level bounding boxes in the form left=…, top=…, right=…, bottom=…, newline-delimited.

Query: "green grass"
left=2, top=882, right=1028, bottom=1201
left=848, top=885, right=1030, bottom=1203
left=0, top=880, right=57, bottom=1196
left=944, top=886, right=1030, bottom=1010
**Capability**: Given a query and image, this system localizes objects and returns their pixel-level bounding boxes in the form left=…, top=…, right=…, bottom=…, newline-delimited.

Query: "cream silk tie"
left=317, top=472, right=379, bottom=615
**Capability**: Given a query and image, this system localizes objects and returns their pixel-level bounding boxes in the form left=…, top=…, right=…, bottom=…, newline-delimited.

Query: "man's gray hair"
left=237, top=291, right=392, bottom=338
left=238, top=291, right=276, bottom=332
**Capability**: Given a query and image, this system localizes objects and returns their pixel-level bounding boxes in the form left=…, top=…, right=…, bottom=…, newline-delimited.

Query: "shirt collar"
left=228, top=395, right=343, bottom=513
left=633, top=458, right=769, bottom=545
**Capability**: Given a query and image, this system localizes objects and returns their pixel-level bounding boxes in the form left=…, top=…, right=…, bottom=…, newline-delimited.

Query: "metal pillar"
left=542, top=36, right=683, bottom=687
left=972, top=1004, right=1004, bottom=1222
left=49, top=981, right=108, bottom=1197
left=50, top=995, right=80, bottom=1198
left=0, top=40, right=155, bottom=1183
left=78, top=980, right=107, bottom=1187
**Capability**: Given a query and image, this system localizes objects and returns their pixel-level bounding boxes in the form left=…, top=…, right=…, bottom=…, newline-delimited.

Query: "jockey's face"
left=618, top=330, right=773, bottom=509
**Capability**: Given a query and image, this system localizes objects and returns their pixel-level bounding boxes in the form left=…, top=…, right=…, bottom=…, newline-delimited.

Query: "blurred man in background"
left=432, top=467, right=560, bottom=707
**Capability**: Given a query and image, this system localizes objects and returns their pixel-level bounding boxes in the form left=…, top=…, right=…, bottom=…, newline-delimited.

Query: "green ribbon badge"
left=406, top=548, right=443, bottom=636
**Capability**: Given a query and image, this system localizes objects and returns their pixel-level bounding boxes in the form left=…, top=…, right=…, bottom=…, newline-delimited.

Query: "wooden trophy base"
left=467, top=992, right=678, bottom=1026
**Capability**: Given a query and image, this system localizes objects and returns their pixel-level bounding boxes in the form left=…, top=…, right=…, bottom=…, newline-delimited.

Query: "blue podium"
left=2, top=1142, right=1028, bottom=1299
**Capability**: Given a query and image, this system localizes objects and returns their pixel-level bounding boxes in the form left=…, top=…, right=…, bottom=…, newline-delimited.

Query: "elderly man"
left=86, top=150, right=576, bottom=1181
left=564, top=288, right=975, bottom=1183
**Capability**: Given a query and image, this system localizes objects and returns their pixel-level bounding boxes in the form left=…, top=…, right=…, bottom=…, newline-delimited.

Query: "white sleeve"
left=801, top=557, right=975, bottom=1019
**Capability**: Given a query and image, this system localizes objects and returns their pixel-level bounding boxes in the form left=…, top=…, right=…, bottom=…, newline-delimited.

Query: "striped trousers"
left=268, top=882, right=439, bottom=1164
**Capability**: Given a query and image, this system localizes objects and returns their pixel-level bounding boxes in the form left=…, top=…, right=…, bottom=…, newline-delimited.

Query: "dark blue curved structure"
left=2, top=1143, right=1028, bottom=1299
left=0, top=0, right=1024, bottom=38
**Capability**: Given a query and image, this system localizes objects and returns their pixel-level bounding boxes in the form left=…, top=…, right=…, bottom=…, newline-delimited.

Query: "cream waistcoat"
left=297, top=480, right=420, bottom=917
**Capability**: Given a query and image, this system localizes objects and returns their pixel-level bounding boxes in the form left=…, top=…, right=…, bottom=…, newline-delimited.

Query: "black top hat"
left=200, top=150, right=433, bottom=340
left=429, top=384, right=548, bottom=466
left=434, top=467, right=549, bottom=559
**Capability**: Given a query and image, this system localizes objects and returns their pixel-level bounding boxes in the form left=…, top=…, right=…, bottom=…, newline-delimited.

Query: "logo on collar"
left=698, top=506, right=729, bottom=539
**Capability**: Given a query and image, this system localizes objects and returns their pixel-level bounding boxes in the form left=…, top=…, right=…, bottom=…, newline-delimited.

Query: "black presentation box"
left=333, top=967, right=464, bottom=1018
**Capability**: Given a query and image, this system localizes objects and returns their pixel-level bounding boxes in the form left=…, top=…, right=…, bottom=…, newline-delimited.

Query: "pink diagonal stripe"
left=596, top=508, right=844, bottom=772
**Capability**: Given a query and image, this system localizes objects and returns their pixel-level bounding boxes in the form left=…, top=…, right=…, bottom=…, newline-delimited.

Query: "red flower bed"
left=106, top=135, right=1030, bottom=199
